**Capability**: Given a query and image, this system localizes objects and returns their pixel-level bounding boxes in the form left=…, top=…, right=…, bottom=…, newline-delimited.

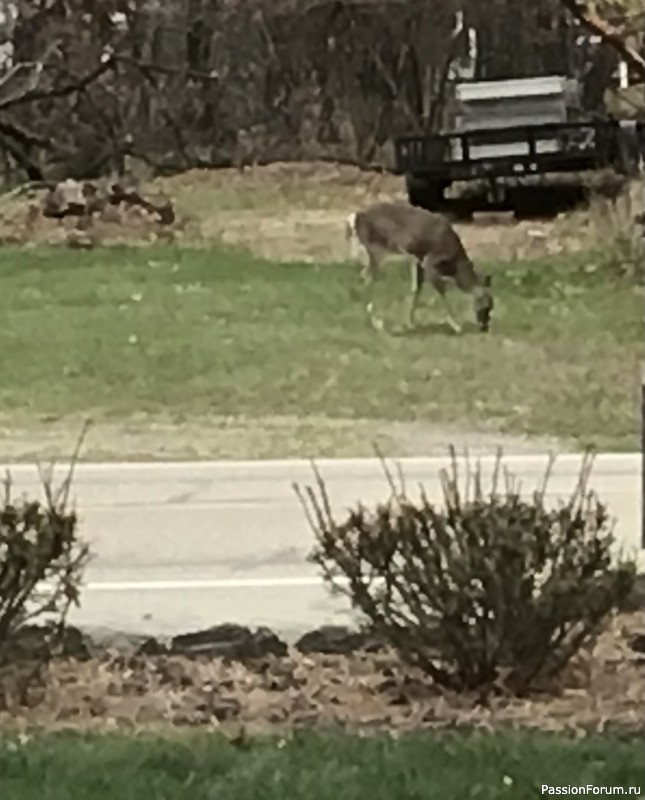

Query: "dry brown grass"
left=0, top=414, right=563, bottom=463
left=0, top=162, right=641, bottom=267
left=153, top=163, right=643, bottom=264
left=154, top=162, right=405, bottom=262
left=554, top=180, right=644, bottom=279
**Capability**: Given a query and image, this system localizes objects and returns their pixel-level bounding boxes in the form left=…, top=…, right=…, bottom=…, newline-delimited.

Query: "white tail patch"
left=345, top=212, right=363, bottom=261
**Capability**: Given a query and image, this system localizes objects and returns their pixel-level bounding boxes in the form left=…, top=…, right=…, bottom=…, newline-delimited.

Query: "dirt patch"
left=151, top=162, right=643, bottom=264
left=1, top=614, right=642, bottom=734
left=4, top=161, right=636, bottom=265
left=0, top=414, right=567, bottom=463
left=156, top=163, right=567, bottom=263
left=0, top=162, right=402, bottom=258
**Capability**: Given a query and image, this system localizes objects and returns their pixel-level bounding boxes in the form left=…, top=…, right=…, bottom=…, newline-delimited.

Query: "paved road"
left=2, top=453, right=641, bottom=642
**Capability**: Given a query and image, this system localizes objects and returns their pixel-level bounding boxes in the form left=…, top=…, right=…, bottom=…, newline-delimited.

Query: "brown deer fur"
left=346, top=201, right=493, bottom=333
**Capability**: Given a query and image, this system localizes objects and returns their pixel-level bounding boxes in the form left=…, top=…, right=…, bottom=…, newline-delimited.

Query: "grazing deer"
left=345, top=201, right=493, bottom=333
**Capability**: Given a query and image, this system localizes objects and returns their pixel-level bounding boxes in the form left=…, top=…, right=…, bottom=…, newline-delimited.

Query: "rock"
left=41, top=179, right=87, bottom=219
left=170, top=624, right=288, bottom=660
left=83, top=629, right=157, bottom=657
left=295, top=625, right=385, bottom=655
left=0, top=624, right=90, bottom=662
left=136, top=637, right=168, bottom=656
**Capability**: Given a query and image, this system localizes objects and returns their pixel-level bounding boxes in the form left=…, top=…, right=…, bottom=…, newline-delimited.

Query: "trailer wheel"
left=615, top=124, right=642, bottom=177
left=405, top=175, right=447, bottom=212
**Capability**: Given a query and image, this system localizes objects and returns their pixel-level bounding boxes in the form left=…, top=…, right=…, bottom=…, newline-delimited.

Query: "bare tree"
left=3, top=1, right=597, bottom=184
left=559, top=0, right=645, bottom=81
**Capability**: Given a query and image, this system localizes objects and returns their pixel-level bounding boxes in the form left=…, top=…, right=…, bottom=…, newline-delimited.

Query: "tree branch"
left=560, top=0, right=645, bottom=81
left=0, top=55, right=118, bottom=112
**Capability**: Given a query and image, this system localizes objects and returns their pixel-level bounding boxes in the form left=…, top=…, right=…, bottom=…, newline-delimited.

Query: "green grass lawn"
left=0, top=243, right=640, bottom=455
left=0, top=730, right=642, bottom=800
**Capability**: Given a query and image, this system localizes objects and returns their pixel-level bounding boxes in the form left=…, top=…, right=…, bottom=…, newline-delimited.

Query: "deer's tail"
left=345, top=212, right=364, bottom=262
left=345, top=212, right=358, bottom=243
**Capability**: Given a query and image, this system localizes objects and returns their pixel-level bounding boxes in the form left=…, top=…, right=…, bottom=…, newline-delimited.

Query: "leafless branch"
left=560, top=0, right=645, bottom=80
left=0, top=55, right=117, bottom=112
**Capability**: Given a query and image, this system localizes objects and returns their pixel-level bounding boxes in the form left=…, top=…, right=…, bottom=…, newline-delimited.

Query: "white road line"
left=0, top=453, right=638, bottom=473
left=83, top=576, right=347, bottom=592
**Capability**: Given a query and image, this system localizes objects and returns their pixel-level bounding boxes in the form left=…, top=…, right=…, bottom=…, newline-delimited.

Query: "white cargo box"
left=455, top=76, right=570, bottom=103
left=451, top=75, right=581, bottom=161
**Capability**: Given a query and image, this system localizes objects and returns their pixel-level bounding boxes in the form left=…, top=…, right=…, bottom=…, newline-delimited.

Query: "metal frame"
left=394, top=120, right=621, bottom=182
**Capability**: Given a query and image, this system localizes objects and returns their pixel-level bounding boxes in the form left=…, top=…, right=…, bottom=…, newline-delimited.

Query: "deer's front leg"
left=426, top=261, right=462, bottom=334
left=406, top=260, right=425, bottom=328
left=440, top=292, right=462, bottom=334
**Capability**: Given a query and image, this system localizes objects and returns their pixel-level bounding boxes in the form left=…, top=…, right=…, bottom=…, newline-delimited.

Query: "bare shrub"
left=296, top=448, right=636, bottom=697
left=562, top=179, right=645, bottom=280
left=589, top=182, right=643, bottom=280
left=0, top=429, right=90, bottom=706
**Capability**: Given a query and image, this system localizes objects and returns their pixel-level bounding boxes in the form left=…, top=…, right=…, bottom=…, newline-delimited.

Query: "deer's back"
left=355, top=202, right=467, bottom=264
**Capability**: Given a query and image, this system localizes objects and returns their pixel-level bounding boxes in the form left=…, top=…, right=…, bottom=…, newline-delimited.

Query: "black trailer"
left=395, top=116, right=639, bottom=218
left=393, top=0, right=642, bottom=218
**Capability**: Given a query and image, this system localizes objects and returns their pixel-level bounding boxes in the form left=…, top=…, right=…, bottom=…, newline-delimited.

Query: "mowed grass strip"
left=0, top=730, right=642, bottom=800
left=0, top=244, right=640, bottom=450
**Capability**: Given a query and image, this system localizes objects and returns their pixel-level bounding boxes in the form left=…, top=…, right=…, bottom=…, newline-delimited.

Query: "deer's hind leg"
left=361, top=246, right=387, bottom=331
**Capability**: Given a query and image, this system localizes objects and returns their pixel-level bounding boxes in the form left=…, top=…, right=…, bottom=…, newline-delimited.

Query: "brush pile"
left=1, top=178, right=179, bottom=248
